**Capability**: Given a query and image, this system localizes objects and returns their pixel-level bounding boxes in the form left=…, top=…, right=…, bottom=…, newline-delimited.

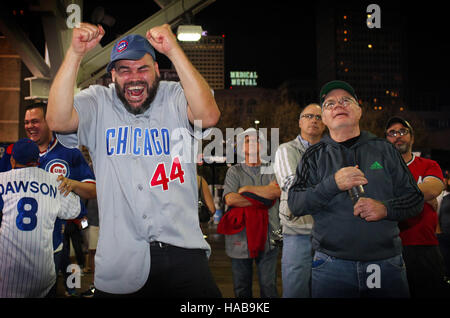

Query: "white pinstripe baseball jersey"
left=0, top=167, right=81, bottom=298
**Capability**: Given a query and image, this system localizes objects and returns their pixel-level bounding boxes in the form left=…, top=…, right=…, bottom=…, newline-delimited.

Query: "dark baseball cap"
left=11, top=138, right=39, bottom=166
left=319, top=80, right=358, bottom=105
left=106, top=34, right=156, bottom=72
left=385, top=116, right=414, bottom=136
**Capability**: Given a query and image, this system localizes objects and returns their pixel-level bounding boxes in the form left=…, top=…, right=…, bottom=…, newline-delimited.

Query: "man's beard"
left=115, top=76, right=161, bottom=115
left=394, top=141, right=411, bottom=154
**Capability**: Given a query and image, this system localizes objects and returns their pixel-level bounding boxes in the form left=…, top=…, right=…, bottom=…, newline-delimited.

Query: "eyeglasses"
left=300, top=114, right=322, bottom=121
left=322, top=96, right=356, bottom=110
left=386, top=128, right=409, bottom=137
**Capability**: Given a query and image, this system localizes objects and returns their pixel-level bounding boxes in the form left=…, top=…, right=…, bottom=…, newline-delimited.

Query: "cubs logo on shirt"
left=44, top=159, right=70, bottom=177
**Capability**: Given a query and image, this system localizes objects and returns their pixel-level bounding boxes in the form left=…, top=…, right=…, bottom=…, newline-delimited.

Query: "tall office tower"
left=316, top=1, right=406, bottom=111
left=179, top=35, right=225, bottom=90
left=0, top=34, right=22, bottom=143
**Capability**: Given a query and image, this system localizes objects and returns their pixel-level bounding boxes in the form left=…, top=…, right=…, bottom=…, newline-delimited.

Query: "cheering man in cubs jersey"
left=47, top=23, right=221, bottom=297
left=0, top=139, right=81, bottom=297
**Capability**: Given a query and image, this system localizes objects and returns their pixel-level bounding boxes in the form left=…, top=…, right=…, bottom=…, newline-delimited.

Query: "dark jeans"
left=64, top=222, right=85, bottom=267
left=403, top=245, right=447, bottom=298
left=94, top=243, right=222, bottom=298
left=281, top=234, right=312, bottom=298
left=230, top=247, right=279, bottom=298
left=311, top=251, right=410, bottom=298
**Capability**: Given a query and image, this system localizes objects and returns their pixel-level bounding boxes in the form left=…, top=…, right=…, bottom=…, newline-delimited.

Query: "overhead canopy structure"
left=0, top=0, right=214, bottom=99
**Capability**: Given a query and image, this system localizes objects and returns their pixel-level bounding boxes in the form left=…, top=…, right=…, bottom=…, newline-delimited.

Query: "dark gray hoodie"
left=288, top=131, right=424, bottom=261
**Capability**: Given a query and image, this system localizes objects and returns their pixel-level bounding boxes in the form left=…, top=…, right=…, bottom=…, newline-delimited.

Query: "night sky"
left=80, top=0, right=316, bottom=88
left=5, top=0, right=450, bottom=100
left=79, top=1, right=449, bottom=89
left=194, top=1, right=450, bottom=96
left=194, top=1, right=317, bottom=88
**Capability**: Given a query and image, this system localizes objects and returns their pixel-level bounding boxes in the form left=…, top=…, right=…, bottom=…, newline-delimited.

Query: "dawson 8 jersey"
left=0, top=137, right=95, bottom=251
left=0, top=167, right=81, bottom=297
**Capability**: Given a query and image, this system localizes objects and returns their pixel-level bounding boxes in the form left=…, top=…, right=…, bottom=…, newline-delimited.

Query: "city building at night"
left=316, top=0, right=406, bottom=111
left=179, top=35, right=225, bottom=90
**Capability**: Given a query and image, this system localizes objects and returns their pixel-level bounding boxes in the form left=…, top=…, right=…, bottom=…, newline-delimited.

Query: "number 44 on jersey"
left=150, top=156, right=185, bottom=191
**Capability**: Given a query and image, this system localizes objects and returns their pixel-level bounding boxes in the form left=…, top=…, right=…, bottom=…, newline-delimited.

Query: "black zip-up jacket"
left=288, top=131, right=424, bottom=261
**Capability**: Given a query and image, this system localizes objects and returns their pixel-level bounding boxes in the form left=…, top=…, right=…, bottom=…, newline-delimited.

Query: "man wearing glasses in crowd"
left=287, top=80, right=424, bottom=298
left=385, top=117, right=447, bottom=297
left=274, top=103, right=325, bottom=298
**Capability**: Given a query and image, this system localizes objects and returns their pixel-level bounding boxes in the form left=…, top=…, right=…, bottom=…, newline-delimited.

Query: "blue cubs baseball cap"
left=106, top=34, right=156, bottom=72
left=11, top=138, right=39, bottom=166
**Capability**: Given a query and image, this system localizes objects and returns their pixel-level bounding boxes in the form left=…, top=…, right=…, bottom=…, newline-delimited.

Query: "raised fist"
left=146, top=24, right=179, bottom=58
left=71, top=22, right=105, bottom=57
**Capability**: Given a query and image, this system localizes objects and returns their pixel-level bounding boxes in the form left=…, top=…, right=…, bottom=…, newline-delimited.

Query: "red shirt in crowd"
left=399, top=154, right=444, bottom=245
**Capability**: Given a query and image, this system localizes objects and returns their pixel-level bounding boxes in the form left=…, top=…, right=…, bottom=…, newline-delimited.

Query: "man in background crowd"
left=273, top=103, right=325, bottom=297
left=386, top=117, right=446, bottom=297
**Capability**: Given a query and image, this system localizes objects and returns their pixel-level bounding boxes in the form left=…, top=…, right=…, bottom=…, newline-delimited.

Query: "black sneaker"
left=80, top=285, right=95, bottom=298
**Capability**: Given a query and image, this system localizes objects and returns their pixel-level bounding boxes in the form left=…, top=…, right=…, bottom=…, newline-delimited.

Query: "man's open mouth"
left=125, top=85, right=146, bottom=102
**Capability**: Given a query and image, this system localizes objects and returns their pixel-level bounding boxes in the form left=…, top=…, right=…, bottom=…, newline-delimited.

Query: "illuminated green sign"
left=230, top=71, right=258, bottom=86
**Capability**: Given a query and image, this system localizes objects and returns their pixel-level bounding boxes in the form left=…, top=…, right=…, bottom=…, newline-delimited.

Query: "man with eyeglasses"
left=385, top=117, right=446, bottom=298
left=288, top=80, right=424, bottom=298
left=273, top=103, right=325, bottom=297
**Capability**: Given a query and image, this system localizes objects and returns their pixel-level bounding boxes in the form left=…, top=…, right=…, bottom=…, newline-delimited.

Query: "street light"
left=254, top=120, right=260, bottom=129
left=176, top=25, right=203, bottom=41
